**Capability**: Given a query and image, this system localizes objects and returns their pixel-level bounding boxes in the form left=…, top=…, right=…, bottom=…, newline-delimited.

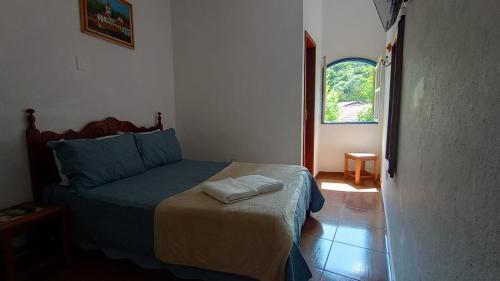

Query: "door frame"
left=303, top=31, right=316, bottom=173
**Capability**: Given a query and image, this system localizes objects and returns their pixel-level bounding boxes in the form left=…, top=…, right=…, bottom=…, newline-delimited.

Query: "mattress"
left=42, top=159, right=324, bottom=281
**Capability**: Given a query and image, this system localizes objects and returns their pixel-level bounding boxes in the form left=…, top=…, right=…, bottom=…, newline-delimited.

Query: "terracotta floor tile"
left=325, top=242, right=388, bottom=281
left=302, top=216, right=338, bottom=240
left=334, top=223, right=387, bottom=253
left=317, top=178, right=379, bottom=193
left=299, top=234, right=333, bottom=269
left=310, top=267, right=324, bottom=281
left=320, top=190, right=348, bottom=207
left=313, top=204, right=344, bottom=221
left=321, top=271, right=358, bottom=281
left=343, top=178, right=379, bottom=189
left=325, top=242, right=368, bottom=280
left=341, top=207, right=386, bottom=229
left=315, top=173, right=344, bottom=180
left=345, top=192, right=383, bottom=211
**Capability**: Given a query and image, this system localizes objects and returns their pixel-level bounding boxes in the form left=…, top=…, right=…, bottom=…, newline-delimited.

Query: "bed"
left=25, top=109, right=325, bottom=281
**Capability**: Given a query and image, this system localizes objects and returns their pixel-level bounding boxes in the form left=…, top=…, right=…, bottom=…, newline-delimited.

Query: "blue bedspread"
left=43, top=160, right=324, bottom=281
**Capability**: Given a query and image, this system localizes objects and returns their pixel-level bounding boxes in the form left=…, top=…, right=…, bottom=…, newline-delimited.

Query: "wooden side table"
left=0, top=203, right=71, bottom=281
left=344, top=153, right=380, bottom=185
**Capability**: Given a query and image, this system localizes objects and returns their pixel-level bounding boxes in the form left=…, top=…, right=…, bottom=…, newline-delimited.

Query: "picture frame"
left=80, top=0, right=135, bottom=49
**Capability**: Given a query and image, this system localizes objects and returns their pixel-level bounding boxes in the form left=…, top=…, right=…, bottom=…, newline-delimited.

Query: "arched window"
left=322, top=58, right=378, bottom=123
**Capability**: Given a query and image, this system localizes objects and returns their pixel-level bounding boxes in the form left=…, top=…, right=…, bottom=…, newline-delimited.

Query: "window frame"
left=321, top=57, right=378, bottom=125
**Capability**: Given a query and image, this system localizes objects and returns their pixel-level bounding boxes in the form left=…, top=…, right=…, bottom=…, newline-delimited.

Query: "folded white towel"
left=235, top=175, right=284, bottom=193
left=201, top=178, right=256, bottom=203
left=201, top=175, right=284, bottom=204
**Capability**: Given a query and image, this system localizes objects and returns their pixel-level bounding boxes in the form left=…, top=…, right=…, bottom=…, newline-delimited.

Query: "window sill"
left=321, top=121, right=379, bottom=125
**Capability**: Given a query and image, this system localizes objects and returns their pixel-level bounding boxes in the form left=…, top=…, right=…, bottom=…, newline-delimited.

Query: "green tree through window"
left=323, top=58, right=376, bottom=123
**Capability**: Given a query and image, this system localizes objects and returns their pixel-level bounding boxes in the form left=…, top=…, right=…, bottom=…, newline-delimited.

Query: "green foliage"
left=86, top=0, right=106, bottom=14
left=357, top=106, right=375, bottom=122
left=324, top=60, right=375, bottom=122
left=324, top=90, right=340, bottom=122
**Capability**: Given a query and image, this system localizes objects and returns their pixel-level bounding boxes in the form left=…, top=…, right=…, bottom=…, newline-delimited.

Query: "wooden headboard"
left=25, top=108, right=163, bottom=202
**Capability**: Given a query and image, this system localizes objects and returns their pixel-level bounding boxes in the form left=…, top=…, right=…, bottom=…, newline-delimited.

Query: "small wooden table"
left=0, top=203, right=71, bottom=281
left=344, top=153, right=380, bottom=185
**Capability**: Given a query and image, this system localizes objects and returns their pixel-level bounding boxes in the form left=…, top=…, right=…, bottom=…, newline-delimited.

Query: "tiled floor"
left=300, top=174, right=389, bottom=281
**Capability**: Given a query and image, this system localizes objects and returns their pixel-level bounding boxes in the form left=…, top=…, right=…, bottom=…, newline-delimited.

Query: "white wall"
left=317, top=0, right=386, bottom=172
left=0, top=0, right=176, bottom=208
left=303, top=0, right=324, bottom=176
left=381, top=0, right=500, bottom=280
left=171, top=0, right=304, bottom=165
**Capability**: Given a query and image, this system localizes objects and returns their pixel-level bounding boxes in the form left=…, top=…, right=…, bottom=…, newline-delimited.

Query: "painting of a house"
left=80, top=0, right=134, bottom=49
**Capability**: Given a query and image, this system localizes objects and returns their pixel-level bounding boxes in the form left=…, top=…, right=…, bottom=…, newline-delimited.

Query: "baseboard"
left=316, top=171, right=381, bottom=187
left=381, top=186, right=397, bottom=281
left=315, top=171, right=344, bottom=178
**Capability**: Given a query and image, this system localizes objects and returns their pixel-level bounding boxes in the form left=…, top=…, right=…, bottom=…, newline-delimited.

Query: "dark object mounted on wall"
left=373, top=0, right=404, bottom=31
left=385, top=15, right=406, bottom=178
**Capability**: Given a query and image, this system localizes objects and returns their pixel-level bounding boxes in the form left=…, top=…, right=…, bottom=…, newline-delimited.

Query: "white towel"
left=201, top=175, right=284, bottom=203
left=201, top=178, right=256, bottom=203
left=235, top=175, right=284, bottom=193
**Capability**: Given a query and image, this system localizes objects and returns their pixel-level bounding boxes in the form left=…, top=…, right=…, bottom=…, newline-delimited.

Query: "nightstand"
left=0, top=203, right=71, bottom=281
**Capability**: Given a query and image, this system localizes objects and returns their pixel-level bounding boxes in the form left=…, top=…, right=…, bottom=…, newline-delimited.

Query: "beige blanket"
left=154, top=162, right=308, bottom=281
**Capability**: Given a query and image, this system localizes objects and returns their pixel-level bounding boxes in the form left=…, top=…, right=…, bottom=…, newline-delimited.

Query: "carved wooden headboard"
left=25, top=109, right=163, bottom=202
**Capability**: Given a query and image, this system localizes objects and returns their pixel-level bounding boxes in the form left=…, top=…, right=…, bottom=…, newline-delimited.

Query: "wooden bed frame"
left=25, top=109, right=163, bottom=202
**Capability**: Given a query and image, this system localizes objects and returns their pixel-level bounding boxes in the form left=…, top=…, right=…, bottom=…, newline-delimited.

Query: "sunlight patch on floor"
left=320, top=181, right=379, bottom=193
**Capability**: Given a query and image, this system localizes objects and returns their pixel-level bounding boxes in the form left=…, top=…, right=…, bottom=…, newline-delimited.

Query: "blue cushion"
left=47, top=134, right=146, bottom=189
left=133, top=129, right=183, bottom=169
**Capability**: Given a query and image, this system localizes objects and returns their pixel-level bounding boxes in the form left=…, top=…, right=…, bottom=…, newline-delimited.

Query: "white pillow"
left=96, top=134, right=121, bottom=139
left=117, top=129, right=160, bottom=135
left=52, top=150, right=70, bottom=186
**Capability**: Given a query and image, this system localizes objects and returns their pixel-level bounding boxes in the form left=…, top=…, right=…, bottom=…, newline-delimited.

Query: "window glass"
left=323, top=58, right=377, bottom=123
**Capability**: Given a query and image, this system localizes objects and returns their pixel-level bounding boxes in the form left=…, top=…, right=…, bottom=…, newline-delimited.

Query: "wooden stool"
left=344, top=153, right=379, bottom=185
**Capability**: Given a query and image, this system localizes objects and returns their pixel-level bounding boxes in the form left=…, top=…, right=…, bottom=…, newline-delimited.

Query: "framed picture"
left=80, top=0, right=135, bottom=49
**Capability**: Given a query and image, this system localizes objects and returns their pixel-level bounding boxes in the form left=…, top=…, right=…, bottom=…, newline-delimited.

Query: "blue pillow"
left=134, top=129, right=183, bottom=169
left=47, top=134, right=146, bottom=189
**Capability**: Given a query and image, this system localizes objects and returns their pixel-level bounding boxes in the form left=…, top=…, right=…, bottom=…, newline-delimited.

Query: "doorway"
left=303, top=31, right=316, bottom=173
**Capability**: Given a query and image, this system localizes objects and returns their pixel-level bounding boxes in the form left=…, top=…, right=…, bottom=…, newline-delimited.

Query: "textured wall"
left=381, top=0, right=500, bottom=280
left=0, top=0, right=176, bottom=208
left=171, top=0, right=303, bottom=165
